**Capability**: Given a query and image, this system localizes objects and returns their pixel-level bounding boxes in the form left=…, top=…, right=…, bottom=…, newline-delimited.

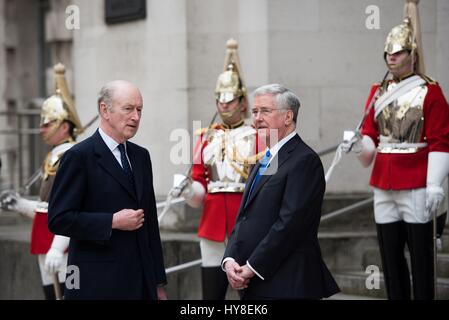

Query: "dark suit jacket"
left=224, top=134, right=340, bottom=299
left=48, top=130, right=166, bottom=300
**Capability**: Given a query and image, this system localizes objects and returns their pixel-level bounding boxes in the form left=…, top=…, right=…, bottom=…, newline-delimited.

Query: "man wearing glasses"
left=222, top=84, right=339, bottom=300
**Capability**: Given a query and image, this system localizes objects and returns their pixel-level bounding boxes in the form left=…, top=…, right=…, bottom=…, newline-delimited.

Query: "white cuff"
left=221, top=257, right=235, bottom=272
left=246, top=260, right=264, bottom=280
left=15, top=198, right=39, bottom=219
left=183, top=181, right=205, bottom=208
left=357, top=135, right=376, bottom=167
left=50, top=235, right=70, bottom=252
left=427, top=152, right=449, bottom=187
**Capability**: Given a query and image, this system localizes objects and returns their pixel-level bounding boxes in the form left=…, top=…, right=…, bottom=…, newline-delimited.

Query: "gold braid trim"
left=230, top=163, right=249, bottom=180
left=43, top=152, right=59, bottom=179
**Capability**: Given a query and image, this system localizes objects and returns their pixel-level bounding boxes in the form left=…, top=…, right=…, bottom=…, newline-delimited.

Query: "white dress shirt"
left=98, top=127, right=132, bottom=169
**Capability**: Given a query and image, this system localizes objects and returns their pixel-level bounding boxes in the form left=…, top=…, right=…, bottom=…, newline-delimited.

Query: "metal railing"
left=162, top=142, right=377, bottom=275
left=0, top=101, right=45, bottom=191
left=317, top=143, right=340, bottom=157
left=321, top=197, right=374, bottom=222
left=166, top=259, right=202, bottom=275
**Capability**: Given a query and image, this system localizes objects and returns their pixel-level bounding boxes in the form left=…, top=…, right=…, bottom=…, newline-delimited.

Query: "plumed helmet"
left=384, top=17, right=415, bottom=55
left=384, top=0, right=425, bottom=74
left=215, top=39, right=247, bottom=104
left=40, top=63, right=83, bottom=136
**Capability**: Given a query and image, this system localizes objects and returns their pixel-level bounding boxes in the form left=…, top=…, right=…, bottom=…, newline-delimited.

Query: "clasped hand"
left=224, top=260, right=254, bottom=290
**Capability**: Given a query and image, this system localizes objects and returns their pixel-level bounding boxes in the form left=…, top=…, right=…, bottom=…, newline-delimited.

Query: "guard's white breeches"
left=373, top=187, right=447, bottom=224
left=37, top=253, right=68, bottom=286
left=199, top=238, right=227, bottom=267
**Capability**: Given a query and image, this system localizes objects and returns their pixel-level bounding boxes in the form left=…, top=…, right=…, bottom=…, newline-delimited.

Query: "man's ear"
left=61, top=121, right=70, bottom=135
left=99, top=102, right=110, bottom=119
left=285, top=109, right=294, bottom=125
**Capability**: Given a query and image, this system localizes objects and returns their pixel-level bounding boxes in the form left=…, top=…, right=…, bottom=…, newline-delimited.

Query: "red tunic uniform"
left=31, top=212, right=54, bottom=254
left=361, top=80, right=449, bottom=190
left=191, top=124, right=258, bottom=242
left=30, top=142, right=75, bottom=254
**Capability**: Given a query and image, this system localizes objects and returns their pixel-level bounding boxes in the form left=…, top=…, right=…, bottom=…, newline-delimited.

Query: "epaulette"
left=420, top=74, right=438, bottom=85
left=377, top=79, right=390, bottom=92
left=194, top=123, right=222, bottom=136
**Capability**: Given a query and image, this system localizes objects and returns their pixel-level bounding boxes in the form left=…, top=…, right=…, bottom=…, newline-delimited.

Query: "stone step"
left=160, top=232, right=240, bottom=300
left=318, top=230, right=378, bottom=272
left=320, top=194, right=375, bottom=232
left=326, top=292, right=384, bottom=300
left=0, top=210, right=29, bottom=226
left=334, top=271, right=387, bottom=299
left=437, top=253, right=449, bottom=279
left=362, top=248, right=449, bottom=279
left=334, top=271, right=449, bottom=300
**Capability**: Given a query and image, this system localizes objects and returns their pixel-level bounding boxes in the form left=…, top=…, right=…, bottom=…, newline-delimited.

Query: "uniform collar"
left=393, top=72, right=416, bottom=83
left=221, top=118, right=244, bottom=130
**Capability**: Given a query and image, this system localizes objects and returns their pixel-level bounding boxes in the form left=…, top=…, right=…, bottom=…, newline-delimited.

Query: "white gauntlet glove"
left=426, top=185, right=444, bottom=218
left=341, top=131, right=363, bottom=154
left=426, top=152, right=449, bottom=221
left=172, top=174, right=205, bottom=208
left=0, top=190, right=39, bottom=219
left=44, top=235, right=70, bottom=274
left=341, top=131, right=376, bottom=167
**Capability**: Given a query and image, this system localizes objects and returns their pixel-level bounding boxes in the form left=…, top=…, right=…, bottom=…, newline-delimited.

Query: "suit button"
left=242, top=216, right=247, bottom=221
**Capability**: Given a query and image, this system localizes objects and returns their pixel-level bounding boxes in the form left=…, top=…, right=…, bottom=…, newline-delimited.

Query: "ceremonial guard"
left=343, top=0, right=449, bottom=299
left=1, top=64, right=83, bottom=299
left=176, top=39, right=262, bottom=299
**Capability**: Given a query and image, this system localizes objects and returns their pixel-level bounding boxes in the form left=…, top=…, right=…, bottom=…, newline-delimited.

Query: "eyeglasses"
left=120, top=105, right=142, bottom=114
left=251, top=107, right=286, bottom=117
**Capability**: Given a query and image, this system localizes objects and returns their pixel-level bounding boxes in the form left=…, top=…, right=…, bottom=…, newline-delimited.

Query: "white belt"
left=377, top=142, right=427, bottom=154
left=207, top=181, right=245, bottom=193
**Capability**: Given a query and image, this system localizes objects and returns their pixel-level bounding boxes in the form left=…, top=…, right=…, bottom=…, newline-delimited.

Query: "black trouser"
left=376, top=221, right=411, bottom=300
left=201, top=267, right=228, bottom=300
left=405, top=222, right=434, bottom=300
left=376, top=221, right=435, bottom=300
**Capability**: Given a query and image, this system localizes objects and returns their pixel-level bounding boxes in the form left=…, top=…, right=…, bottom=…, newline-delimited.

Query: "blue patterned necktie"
left=118, top=143, right=135, bottom=188
left=246, top=149, right=271, bottom=202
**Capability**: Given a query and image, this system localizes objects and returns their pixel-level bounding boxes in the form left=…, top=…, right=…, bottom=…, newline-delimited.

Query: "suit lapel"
left=240, top=162, right=261, bottom=211
left=244, top=134, right=300, bottom=208
left=93, top=131, right=137, bottom=201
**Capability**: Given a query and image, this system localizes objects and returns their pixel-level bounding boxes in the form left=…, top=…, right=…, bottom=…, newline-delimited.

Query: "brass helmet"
left=41, top=63, right=83, bottom=143
left=384, top=18, right=416, bottom=55
left=383, top=0, right=425, bottom=74
left=215, top=39, right=247, bottom=104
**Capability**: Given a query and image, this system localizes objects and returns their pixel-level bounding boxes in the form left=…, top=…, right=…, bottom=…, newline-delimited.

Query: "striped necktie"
left=118, top=143, right=135, bottom=188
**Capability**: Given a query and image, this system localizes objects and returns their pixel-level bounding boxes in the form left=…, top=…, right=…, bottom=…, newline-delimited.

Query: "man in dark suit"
left=222, top=84, right=339, bottom=300
left=48, top=80, right=167, bottom=300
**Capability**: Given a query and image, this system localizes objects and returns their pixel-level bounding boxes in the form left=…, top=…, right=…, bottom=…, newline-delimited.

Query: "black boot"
left=376, top=222, right=411, bottom=300
left=201, top=267, right=228, bottom=300
left=405, top=222, right=434, bottom=300
left=437, top=212, right=447, bottom=238
left=42, top=282, right=65, bottom=300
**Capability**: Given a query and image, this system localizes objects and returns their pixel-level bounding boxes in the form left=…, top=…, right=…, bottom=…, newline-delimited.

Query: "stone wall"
left=69, top=0, right=448, bottom=196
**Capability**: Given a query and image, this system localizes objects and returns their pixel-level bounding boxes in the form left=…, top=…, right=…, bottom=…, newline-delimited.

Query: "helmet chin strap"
left=42, top=120, right=62, bottom=145
left=388, top=53, right=415, bottom=80
left=218, top=104, right=243, bottom=124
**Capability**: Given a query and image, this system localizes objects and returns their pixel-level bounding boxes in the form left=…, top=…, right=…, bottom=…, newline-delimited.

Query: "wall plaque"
left=105, top=0, right=146, bottom=24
